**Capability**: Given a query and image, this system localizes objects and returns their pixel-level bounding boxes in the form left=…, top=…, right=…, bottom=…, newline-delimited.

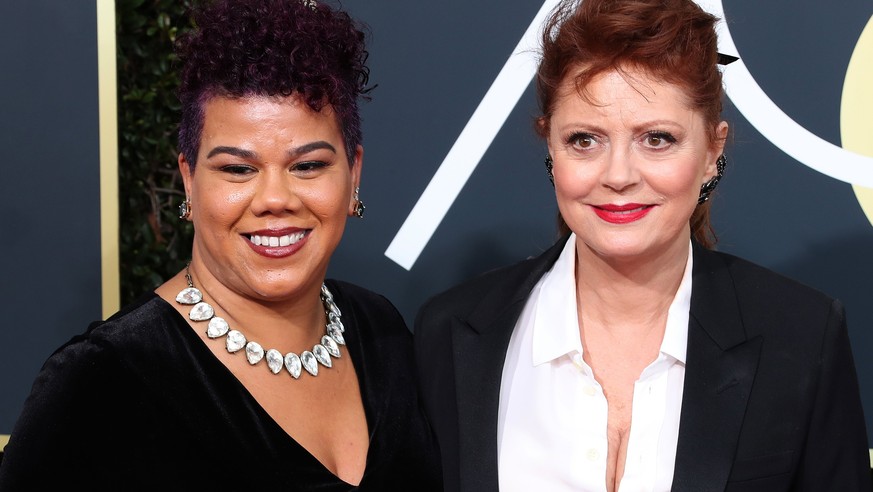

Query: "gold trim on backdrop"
left=97, top=0, right=120, bottom=319
left=0, top=434, right=8, bottom=452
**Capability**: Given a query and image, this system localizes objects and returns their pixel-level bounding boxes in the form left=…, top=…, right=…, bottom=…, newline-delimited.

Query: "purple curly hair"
left=175, top=0, right=372, bottom=169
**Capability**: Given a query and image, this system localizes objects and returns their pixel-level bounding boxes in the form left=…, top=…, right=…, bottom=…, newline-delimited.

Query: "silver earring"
left=353, top=187, right=365, bottom=218
left=545, top=154, right=555, bottom=186
left=698, top=154, right=727, bottom=205
left=179, top=196, right=192, bottom=220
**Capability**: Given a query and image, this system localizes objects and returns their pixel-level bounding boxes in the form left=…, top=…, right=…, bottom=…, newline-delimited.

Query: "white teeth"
left=249, top=231, right=306, bottom=248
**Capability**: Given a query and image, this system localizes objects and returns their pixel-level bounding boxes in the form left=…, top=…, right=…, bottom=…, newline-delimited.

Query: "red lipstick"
left=592, top=203, right=653, bottom=224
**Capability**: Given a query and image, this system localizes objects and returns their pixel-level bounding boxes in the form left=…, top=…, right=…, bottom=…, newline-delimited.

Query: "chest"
left=498, top=348, right=685, bottom=491
left=231, top=351, right=371, bottom=484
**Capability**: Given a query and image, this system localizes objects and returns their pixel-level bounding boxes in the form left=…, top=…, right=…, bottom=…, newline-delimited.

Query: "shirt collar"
left=662, top=244, right=692, bottom=364
left=531, top=235, right=692, bottom=366
left=531, top=234, right=583, bottom=366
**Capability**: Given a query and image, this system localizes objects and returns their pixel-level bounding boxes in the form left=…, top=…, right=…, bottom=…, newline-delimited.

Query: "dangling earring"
left=179, top=196, right=192, bottom=220
left=698, top=154, right=727, bottom=205
left=544, top=154, right=555, bottom=186
left=353, top=187, right=365, bottom=218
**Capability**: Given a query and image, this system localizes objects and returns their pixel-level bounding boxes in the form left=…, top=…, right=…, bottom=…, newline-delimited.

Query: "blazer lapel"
left=451, top=236, right=568, bottom=491
left=672, top=245, right=763, bottom=491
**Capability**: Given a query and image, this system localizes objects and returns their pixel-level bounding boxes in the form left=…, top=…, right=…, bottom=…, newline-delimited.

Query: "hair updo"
left=535, top=0, right=726, bottom=247
left=175, top=0, right=372, bottom=168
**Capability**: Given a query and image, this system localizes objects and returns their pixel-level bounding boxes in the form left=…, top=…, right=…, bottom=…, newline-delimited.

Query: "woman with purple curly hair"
left=0, top=1, right=442, bottom=489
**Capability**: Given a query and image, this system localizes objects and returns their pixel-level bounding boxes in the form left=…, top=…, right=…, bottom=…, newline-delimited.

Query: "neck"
left=574, top=237, right=689, bottom=330
left=187, top=260, right=326, bottom=348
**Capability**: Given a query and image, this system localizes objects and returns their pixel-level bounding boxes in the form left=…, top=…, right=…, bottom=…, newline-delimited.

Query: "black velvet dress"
left=0, top=280, right=442, bottom=491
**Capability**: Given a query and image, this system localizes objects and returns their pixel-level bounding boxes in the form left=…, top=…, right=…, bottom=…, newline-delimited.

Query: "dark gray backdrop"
left=0, top=1, right=102, bottom=432
left=1, top=1, right=871, bottom=453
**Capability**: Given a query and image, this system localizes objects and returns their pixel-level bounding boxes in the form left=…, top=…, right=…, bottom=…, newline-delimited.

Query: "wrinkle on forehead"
left=551, top=67, right=705, bottom=140
left=561, top=64, right=694, bottom=112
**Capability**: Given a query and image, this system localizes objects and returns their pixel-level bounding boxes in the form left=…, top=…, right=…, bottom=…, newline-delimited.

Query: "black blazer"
left=414, top=236, right=871, bottom=491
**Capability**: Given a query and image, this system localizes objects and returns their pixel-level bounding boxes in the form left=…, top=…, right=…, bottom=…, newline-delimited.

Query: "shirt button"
left=572, top=353, right=583, bottom=365
left=583, top=385, right=596, bottom=396
left=586, top=448, right=600, bottom=461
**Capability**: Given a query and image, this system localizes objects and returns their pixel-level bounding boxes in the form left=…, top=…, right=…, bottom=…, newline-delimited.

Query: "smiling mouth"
left=247, top=231, right=308, bottom=247
left=602, top=205, right=648, bottom=214
left=592, top=204, right=654, bottom=224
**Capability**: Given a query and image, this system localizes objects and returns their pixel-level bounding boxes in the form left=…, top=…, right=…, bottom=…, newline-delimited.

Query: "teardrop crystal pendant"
left=189, top=302, right=214, bottom=321
left=313, top=344, right=332, bottom=368
left=285, top=352, right=302, bottom=379
left=320, top=284, right=333, bottom=301
left=245, top=341, right=264, bottom=365
left=327, top=300, right=341, bottom=318
left=176, top=287, right=202, bottom=305
left=301, top=350, right=318, bottom=376
left=266, top=349, right=283, bottom=374
left=226, top=330, right=246, bottom=353
left=207, top=317, right=229, bottom=338
left=321, top=335, right=340, bottom=358
left=328, top=312, right=345, bottom=333
left=328, top=324, right=345, bottom=346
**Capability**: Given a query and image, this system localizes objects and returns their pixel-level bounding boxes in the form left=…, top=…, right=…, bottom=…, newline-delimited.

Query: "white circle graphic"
left=696, top=0, right=873, bottom=188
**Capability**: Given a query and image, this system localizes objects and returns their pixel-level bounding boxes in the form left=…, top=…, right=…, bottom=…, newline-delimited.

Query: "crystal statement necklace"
left=175, top=267, right=345, bottom=379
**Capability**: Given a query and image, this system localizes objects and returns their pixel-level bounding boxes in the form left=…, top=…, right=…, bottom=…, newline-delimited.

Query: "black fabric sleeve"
left=795, top=300, right=871, bottom=491
left=0, top=338, right=159, bottom=490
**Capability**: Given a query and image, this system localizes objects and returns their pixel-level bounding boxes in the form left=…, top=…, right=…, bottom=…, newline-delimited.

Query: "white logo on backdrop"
left=697, top=0, right=873, bottom=185
left=384, top=0, right=562, bottom=270
left=385, top=0, right=873, bottom=270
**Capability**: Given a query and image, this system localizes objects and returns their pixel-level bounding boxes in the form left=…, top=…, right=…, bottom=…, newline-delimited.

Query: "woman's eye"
left=221, top=165, right=255, bottom=175
left=569, top=132, right=596, bottom=149
left=293, top=160, right=328, bottom=172
left=644, top=132, right=676, bottom=148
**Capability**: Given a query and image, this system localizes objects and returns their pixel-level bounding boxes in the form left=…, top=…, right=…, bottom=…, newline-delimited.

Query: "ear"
left=179, top=153, right=194, bottom=193
left=704, top=121, right=729, bottom=182
left=348, top=145, right=364, bottom=216
left=536, top=115, right=549, bottom=138
left=179, top=153, right=194, bottom=218
left=537, top=115, right=556, bottom=158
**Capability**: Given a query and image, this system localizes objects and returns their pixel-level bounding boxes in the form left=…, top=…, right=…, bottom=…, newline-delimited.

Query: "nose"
left=600, top=148, right=640, bottom=192
left=250, top=169, right=300, bottom=216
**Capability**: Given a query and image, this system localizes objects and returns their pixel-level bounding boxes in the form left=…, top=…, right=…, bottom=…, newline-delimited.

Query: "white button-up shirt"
left=497, top=235, right=692, bottom=491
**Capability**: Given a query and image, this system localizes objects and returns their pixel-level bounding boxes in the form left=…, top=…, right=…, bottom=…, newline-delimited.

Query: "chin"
left=243, top=274, right=306, bottom=298
left=593, top=245, right=650, bottom=261
left=578, top=235, right=663, bottom=261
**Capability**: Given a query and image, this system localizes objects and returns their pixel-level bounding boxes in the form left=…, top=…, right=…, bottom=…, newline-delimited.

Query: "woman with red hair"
left=415, top=0, right=870, bottom=490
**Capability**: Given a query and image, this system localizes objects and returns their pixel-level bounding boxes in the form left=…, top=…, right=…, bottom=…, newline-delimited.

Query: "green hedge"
left=116, top=0, right=195, bottom=305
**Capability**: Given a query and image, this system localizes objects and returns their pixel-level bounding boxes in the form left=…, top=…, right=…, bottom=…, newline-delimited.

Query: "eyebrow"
left=205, top=141, right=337, bottom=160
left=207, top=146, right=256, bottom=159
left=291, top=141, right=336, bottom=156
left=636, top=119, right=683, bottom=128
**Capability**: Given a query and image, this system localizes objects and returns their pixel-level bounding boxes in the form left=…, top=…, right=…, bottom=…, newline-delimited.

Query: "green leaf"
left=116, top=0, right=191, bottom=305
